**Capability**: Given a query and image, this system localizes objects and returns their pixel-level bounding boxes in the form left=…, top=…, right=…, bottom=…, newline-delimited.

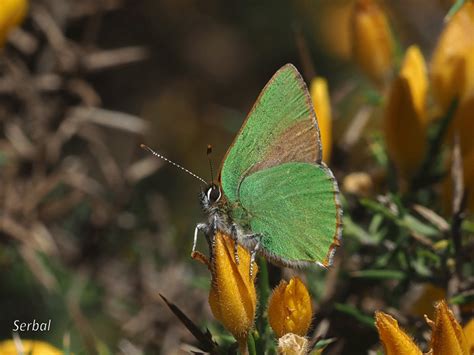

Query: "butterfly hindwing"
left=235, top=162, right=341, bottom=266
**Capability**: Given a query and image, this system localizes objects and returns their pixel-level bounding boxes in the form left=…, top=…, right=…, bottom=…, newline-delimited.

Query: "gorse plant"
left=162, top=1, right=474, bottom=354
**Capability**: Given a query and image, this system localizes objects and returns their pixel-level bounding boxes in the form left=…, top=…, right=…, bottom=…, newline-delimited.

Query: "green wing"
left=236, top=162, right=342, bottom=267
left=219, top=64, right=322, bottom=202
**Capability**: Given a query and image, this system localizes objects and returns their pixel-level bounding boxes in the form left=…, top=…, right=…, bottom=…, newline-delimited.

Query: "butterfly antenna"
left=207, top=144, right=214, bottom=182
left=140, top=144, right=207, bottom=184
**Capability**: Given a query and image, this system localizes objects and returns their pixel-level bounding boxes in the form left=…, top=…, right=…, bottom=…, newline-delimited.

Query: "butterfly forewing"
left=219, top=64, right=322, bottom=202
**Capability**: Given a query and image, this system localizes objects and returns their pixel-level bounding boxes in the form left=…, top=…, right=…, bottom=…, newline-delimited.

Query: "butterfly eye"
left=207, top=185, right=221, bottom=203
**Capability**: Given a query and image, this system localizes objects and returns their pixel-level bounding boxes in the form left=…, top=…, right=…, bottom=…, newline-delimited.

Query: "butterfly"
left=194, top=64, right=342, bottom=271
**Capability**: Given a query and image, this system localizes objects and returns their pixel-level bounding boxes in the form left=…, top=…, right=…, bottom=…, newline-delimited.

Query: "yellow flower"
left=310, top=77, right=332, bottom=163
left=464, top=319, right=474, bottom=353
left=383, top=45, right=428, bottom=180
left=375, top=311, right=422, bottom=355
left=0, top=0, right=28, bottom=47
left=296, top=1, right=352, bottom=61
left=404, top=283, right=446, bottom=319
left=0, top=339, right=62, bottom=355
left=375, top=300, right=473, bottom=354
left=431, top=2, right=474, bottom=111
left=267, top=276, right=313, bottom=338
left=429, top=300, right=469, bottom=355
left=351, top=0, right=394, bottom=86
left=193, top=231, right=257, bottom=350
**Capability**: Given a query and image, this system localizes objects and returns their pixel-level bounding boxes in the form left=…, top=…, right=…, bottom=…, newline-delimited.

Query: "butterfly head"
left=201, top=183, right=222, bottom=210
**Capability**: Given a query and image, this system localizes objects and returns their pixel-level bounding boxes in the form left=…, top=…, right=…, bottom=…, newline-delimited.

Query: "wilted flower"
left=351, top=0, right=394, bottom=86
left=268, top=276, right=313, bottom=338
left=310, top=77, right=332, bottom=163
left=0, top=0, right=28, bottom=47
left=277, top=332, right=309, bottom=355
left=431, top=2, right=474, bottom=112
left=192, top=231, right=258, bottom=352
left=383, top=45, right=428, bottom=181
left=376, top=300, right=473, bottom=354
left=0, top=339, right=62, bottom=355
left=342, top=172, right=374, bottom=197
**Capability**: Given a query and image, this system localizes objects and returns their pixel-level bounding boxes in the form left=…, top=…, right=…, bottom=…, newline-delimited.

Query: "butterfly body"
left=195, top=64, right=342, bottom=269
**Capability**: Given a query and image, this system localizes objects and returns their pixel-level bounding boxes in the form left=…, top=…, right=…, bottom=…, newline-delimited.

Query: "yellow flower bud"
left=464, top=319, right=474, bottom=354
left=207, top=231, right=258, bottom=345
left=268, top=276, right=312, bottom=338
left=351, top=0, right=394, bottom=86
left=296, top=1, right=352, bottom=61
left=383, top=45, right=428, bottom=179
left=431, top=2, right=474, bottom=111
left=0, top=0, right=28, bottom=47
left=0, top=340, right=62, bottom=355
left=375, top=311, right=422, bottom=355
left=429, top=300, right=469, bottom=355
left=310, top=77, right=332, bottom=163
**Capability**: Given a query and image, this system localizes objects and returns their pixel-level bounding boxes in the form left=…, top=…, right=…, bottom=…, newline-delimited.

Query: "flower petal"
left=429, top=300, right=469, bottom=355
left=268, top=277, right=313, bottom=338
left=310, top=77, right=332, bottom=163
left=383, top=45, right=428, bottom=179
left=0, top=0, right=28, bottom=47
left=207, top=232, right=258, bottom=343
left=375, top=311, right=422, bottom=355
left=463, top=318, right=474, bottom=354
left=0, top=340, right=62, bottom=355
left=351, top=0, right=394, bottom=86
left=277, top=333, right=309, bottom=355
left=431, top=2, right=474, bottom=111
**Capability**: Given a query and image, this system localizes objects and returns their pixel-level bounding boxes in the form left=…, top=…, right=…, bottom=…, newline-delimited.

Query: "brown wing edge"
left=318, top=161, right=343, bottom=268
left=294, top=64, right=323, bottom=165
left=217, top=63, right=323, bottom=185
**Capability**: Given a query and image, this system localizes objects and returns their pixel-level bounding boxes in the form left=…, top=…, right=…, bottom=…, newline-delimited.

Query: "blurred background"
left=1, top=0, right=472, bottom=354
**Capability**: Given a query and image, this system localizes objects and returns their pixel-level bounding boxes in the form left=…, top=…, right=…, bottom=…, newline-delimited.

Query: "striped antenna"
left=140, top=144, right=207, bottom=184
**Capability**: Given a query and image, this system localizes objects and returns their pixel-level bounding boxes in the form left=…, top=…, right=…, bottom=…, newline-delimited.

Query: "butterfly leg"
left=243, top=233, right=262, bottom=279
left=230, top=224, right=240, bottom=265
left=192, top=223, right=209, bottom=254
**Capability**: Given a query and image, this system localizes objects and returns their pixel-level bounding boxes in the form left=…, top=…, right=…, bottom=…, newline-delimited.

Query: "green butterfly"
left=195, top=64, right=342, bottom=270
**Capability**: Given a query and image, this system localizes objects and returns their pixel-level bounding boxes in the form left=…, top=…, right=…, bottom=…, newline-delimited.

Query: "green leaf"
left=462, top=220, right=474, bottom=234
left=334, top=303, right=375, bottom=328
left=314, top=337, right=337, bottom=350
left=247, top=332, right=257, bottom=355
left=446, top=0, right=465, bottom=21
left=401, top=214, right=439, bottom=237
left=343, top=216, right=378, bottom=245
left=360, top=198, right=440, bottom=237
left=449, top=291, right=474, bottom=305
